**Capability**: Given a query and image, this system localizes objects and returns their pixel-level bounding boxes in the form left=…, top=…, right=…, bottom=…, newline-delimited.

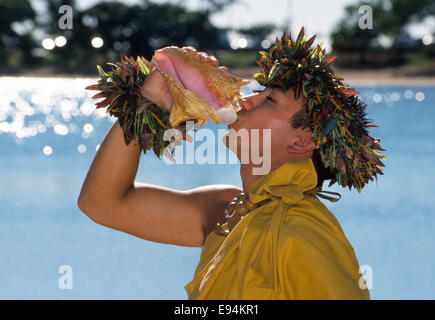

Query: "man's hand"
left=140, top=67, right=173, bottom=112
left=181, top=46, right=229, bottom=72
left=140, top=46, right=228, bottom=112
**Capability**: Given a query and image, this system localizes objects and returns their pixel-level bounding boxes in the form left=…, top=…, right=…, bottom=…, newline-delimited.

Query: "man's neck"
left=240, top=155, right=313, bottom=193
left=240, top=162, right=278, bottom=194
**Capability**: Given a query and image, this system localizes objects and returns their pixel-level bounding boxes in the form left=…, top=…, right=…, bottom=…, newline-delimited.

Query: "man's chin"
left=228, top=118, right=241, bottom=130
left=228, top=109, right=245, bottom=129
left=222, top=130, right=230, bottom=148
left=222, top=130, right=239, bottom=158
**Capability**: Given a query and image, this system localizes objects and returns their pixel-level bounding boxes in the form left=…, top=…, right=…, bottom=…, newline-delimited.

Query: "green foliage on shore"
left=214, top=49, right=260, bottom=68
left=0, top=0, right=250, bottom=73
left=1, top=0, right=433, bottom=73
left=331, top=0, right=435, bottom=68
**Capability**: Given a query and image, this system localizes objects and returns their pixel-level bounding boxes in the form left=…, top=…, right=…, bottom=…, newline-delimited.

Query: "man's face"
left=223, top=85, right=315, bottom=172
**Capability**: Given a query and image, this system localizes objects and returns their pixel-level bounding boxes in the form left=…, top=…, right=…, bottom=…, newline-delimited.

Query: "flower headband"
left=253, top=27, right=386, bottom=192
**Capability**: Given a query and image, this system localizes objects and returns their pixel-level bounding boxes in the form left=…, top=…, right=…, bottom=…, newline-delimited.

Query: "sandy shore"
left=230, top=66, right=435, bottom=87
left=3, top=66, right=435, bottom=86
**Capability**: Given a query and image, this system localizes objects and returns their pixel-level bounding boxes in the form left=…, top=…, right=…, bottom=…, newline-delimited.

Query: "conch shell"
left=149, top=46, right=249, bottom=128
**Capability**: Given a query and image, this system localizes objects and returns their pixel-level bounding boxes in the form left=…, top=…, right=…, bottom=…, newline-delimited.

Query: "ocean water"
left=0, top=77, right=434, bottom=299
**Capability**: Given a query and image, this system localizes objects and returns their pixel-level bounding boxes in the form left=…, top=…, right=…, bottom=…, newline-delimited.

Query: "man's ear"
left=287, top=129, right=316, bottom=154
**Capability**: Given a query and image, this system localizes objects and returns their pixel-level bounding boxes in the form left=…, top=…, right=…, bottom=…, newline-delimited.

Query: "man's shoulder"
left=275, top=201, right=368, bottom=299
left=278, top=198, right=355, bottom=252
left=187, top=184, right=242, bottom=202
left=187, top=184, right=243, bottom=241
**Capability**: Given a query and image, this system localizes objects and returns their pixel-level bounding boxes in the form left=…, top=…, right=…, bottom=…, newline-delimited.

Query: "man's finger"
left=198, top=52, right=209, bottom=63
left=181, top=46, right=197, bottom=53
left=209, top=56, right=219, bottom=66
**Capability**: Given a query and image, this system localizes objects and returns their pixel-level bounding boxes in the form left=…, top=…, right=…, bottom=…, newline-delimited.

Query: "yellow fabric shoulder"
left=184, top=158, right=370, bottom=300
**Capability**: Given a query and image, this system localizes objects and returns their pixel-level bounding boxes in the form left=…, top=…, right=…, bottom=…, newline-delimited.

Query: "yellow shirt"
left=184, top=158, right=370, bottom=300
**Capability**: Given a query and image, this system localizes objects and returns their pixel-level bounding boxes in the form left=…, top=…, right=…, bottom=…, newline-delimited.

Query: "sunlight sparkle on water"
left=416, top=92, right=425, bottom=102
left=54, top=123, right=69, bottom=136
left=404, top=90, right=414, bottom=100
left=77, top=144, right=87, bottom=153
left=83, top=123, right=94, bottom=133
left=0, top=77, right=104, bottom=143
left=42, top=146, right=53, bottom=155
left=373, top=93, right=382, bottom=103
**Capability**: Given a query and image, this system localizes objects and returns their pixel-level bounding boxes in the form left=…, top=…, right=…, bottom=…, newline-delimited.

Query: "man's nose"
left=238, top=97, right=253, bottom=111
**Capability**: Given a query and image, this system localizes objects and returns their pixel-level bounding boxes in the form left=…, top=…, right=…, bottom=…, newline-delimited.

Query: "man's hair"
left=290, top=106, right=336, bottom=189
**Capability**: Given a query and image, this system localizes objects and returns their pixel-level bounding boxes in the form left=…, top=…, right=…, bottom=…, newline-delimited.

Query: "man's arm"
left=77, top=117, right=240, bottom=247
left=77, top=48, right=242, bottom=247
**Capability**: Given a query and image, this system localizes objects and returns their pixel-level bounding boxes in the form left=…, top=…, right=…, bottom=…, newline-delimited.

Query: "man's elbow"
left=77, top=195, right=119, bottom=227
left=77, top=195, right=101, bottom=223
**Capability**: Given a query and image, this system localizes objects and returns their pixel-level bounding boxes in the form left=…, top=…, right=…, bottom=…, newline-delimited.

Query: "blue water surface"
left=0, top=77, right=434, bottom=299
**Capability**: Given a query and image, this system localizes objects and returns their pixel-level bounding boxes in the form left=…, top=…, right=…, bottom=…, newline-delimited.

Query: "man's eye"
left=253, top=89, right=266, bottom=94
left=253, top=88, right=274, bottom=104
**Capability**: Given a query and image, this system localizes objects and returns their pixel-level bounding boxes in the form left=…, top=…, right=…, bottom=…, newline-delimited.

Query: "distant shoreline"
left=231, top=66, right=435, bottom=87
left=2, top=66, right=435, bottom=86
